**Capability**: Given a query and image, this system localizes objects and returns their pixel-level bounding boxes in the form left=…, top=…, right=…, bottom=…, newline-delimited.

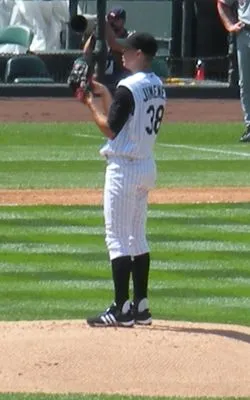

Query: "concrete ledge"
left=0, top=84, right=72, bottom=98
left=166, top=85, right=239, bottom=99
left=0, top=83, right=240, bottom=99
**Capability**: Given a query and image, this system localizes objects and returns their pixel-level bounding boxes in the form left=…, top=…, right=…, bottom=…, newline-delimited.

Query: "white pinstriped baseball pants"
left=104, top=156, right=156, bottom=261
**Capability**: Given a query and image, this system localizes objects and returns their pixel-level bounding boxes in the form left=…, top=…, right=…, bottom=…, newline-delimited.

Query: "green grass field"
left=1, top=203, right=250, bottom=325
left=1, top=122, right=250, bottom=188
left=1, top=122, right=250, bottom=400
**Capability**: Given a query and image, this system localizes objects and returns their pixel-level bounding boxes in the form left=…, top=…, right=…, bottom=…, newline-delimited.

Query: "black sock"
left=132, top=252, right=150, bottom=302
left=111, top=256, right=132, bottom=308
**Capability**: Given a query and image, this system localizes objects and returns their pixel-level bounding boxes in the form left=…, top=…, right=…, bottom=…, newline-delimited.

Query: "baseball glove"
left=68, top=34, right=96, bottom=101
left=67, top=56, right=94, bottom=101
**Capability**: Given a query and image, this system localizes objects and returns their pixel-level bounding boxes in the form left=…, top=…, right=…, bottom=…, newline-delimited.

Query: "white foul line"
left=72, top=133, right=104, bottom=140
left=73, top=133, right=250, bottom=157
left=158, top=143, right=250, bottom=158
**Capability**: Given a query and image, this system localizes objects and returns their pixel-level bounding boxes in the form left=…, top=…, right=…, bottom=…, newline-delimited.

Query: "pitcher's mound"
left=0, top=319, right=249, bottom=397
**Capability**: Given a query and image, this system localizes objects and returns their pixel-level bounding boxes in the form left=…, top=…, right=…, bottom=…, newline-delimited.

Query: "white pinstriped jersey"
left=100, top=72, right=166, bottom=159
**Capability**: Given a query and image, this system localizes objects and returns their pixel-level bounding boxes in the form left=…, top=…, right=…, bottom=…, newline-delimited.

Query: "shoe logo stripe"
left=109, top=313, right=116, bottom=324
left=105, top=314, right=113, bottom=324
left=101, top=315, right=109, bottom=325
left=101, top=313, right=117, bottom=325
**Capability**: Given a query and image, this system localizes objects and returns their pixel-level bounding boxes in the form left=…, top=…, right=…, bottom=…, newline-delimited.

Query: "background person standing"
left=83, top=7, right=130, bottom=88
left=217, top=0, right=250, bottom=142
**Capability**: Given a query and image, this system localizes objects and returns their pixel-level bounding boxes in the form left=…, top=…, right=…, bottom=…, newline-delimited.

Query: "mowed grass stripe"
left=0, top=204, right=250, bottom=325
left=2, top=163, right=250, bottom=188
left=1, top=160, right=104, bottom=172
left=2, top=144, right=250, bottom=161
left=1, top=122, right=250, bottom=188
left=0, top=121, right=245, bottom=144
left=2, top=160, right=250, bottom=171
left=1, top=240, right=250, bottom=254
left=0, top=145, right=102, bottom=161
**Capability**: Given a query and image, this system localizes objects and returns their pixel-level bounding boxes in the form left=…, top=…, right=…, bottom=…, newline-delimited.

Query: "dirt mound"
left=0, top=320, right=249, bottom=397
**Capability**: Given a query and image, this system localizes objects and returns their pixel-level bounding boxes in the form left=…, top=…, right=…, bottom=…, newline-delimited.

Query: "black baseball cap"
left=108, top=8, right=126, bottom=20
left=117, top=32, right=158, bottom=57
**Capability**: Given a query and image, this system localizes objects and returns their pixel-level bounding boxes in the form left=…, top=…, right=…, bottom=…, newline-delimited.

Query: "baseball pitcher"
left=78, top=32, right=166, bottom=327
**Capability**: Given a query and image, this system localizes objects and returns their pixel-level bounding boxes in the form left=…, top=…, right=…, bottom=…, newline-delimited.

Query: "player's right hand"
left=74, top=87, right=92, bottom=105
left=91, top=80, right=108, bottom=96
left=229, top=21, right=245, bottom=33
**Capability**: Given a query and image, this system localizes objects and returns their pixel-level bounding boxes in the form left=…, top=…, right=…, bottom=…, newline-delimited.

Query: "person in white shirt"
left=218, top=0, right=250, bottom=142
left=83, top=7, right=130, bottom=89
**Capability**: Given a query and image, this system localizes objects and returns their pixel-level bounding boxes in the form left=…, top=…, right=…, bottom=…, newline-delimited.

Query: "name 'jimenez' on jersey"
left=142, top=84, right=166, bottom=102
left=100, top=72, right=167, bottom=160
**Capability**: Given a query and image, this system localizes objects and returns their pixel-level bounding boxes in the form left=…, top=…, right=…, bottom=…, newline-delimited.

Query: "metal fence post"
left=171, top=0, right=183, bottom=76
left=181, top=0, right=195, bottom=77
left=94, top=0, right=107, bottom=83
left=66, top=0, right=79, bottom=49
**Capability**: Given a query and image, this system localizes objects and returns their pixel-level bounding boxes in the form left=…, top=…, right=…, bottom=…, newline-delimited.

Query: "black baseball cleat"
left=240, top=126, right=250, bottom=142
left=133, top=298, right=152, bottom=325
left=86, top=300, right=134, bottom=327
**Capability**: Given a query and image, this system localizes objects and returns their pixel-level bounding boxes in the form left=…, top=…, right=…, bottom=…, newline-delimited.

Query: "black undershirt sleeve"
left=107, top=86, right=135, bottom=137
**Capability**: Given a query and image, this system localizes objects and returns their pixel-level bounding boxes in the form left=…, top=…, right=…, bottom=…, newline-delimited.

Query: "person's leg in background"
left=237, top=30, right=250, bottom=142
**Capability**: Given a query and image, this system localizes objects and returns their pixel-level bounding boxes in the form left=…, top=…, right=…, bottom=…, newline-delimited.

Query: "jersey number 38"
left=145, top=104, right=164, bottom=135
